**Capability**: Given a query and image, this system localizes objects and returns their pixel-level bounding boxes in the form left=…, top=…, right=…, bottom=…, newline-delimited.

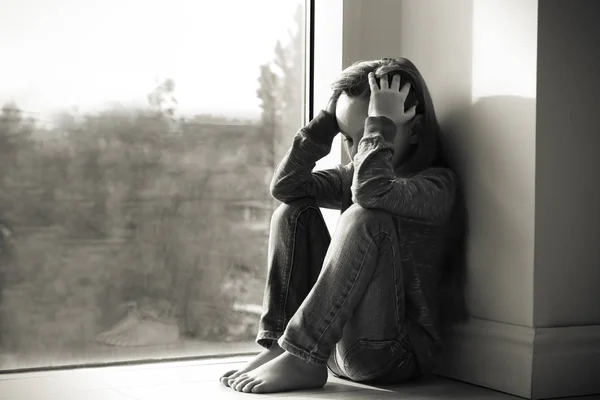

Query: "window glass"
left=0, top=0, right=306, bottom=370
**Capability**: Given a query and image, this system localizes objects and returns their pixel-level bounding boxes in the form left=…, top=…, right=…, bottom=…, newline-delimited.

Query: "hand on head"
left=367, top=72, right=418, bottom=126
left=324, top=90, right=342, bottom=116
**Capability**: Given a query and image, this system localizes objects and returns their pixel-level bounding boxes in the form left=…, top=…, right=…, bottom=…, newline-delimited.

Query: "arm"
left=270, top=110, right=348, bottom=209
left=351, top=116, right=456, bottom=224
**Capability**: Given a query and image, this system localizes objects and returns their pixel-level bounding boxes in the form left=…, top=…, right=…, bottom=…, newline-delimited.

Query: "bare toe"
left=226, top=371, right=242, bottom=387
left=220, top=370, right=237, bottom=386
left=241, top=378, right=259, bottom=393
left=233, top=375, right=252, bottom=392
left=252, top=383, right=266, bottom=393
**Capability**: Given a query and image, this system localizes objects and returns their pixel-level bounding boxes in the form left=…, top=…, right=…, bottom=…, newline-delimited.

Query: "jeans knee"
left=271, top=197, right=321, bottom=226
left=339, top=204, right=393, bottom=227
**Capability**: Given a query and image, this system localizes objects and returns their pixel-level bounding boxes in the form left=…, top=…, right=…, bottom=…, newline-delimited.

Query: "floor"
left=0, top=356, right=598, bottom=400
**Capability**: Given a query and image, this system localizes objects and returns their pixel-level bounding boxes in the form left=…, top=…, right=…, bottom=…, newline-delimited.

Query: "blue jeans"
left=256, top=197, right=421, bottom=384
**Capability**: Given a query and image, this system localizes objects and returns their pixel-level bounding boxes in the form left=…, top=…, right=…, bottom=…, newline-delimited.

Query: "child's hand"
left=324, top=90, right=341, bottom=116
left=367, top=72, right=417, bottom=126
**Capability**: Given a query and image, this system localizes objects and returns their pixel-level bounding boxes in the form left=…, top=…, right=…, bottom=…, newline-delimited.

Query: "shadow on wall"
left=440, top=95, right=537, bottom=326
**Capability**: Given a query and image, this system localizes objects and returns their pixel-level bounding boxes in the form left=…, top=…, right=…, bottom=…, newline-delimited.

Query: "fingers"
left=325, top=90, right=341, bottom=114
left=399, top=82, right=411, bottom=98
left=390, top=74, right=401, bottom=91
left=380, top=73, right=389, bottom=89
left=370, top=72, right=405, bottom=92
left=367, top=72, right=379, bottom=91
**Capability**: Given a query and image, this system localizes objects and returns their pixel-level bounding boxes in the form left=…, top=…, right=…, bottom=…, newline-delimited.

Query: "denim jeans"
left=256, top=196, right=421, bottom=384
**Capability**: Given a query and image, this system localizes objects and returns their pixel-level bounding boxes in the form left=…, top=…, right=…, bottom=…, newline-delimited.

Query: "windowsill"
left=0, top=340, right=261, bottom=374
left=0, top=354, right=527, bottom=400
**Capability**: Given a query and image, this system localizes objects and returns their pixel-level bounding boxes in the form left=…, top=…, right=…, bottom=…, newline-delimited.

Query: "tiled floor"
left=0, top=356, right=599, bottom=400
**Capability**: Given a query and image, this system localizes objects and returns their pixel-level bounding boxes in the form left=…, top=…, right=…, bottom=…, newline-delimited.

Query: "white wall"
left=453, top=0, right=538, bottom=327
left=357, top=0, right=539, bottom=326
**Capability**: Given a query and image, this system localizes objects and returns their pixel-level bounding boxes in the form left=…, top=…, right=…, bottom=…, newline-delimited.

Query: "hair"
left=330, top=57, right=447, bottom=175
left=332, top=58, right=468, bottom=326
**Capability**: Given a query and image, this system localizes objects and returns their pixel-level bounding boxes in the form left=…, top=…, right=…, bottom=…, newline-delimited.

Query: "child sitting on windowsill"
left=220, top=57, right=466, bottom=394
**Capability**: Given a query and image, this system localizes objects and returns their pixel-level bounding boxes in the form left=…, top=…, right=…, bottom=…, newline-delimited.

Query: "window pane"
left=0, top=0, right=306, bottom=370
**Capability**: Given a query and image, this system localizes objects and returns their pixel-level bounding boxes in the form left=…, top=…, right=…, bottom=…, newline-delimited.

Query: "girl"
left=220, top=57, right=465, bottom=394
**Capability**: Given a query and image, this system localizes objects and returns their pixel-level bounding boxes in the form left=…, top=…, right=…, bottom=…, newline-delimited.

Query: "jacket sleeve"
left=351, top=116, right=456, bottom=225
left=270, top=110, right=349, bottom=210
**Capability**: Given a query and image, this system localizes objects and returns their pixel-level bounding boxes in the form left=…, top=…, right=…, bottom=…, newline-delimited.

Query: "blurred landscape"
left=0, top=1, right=305, bottom=371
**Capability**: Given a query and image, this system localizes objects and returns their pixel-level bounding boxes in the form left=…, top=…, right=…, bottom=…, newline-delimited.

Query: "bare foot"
left=230, top=351, right=328, bottom=394
left=219, top=342, right=284, bottom=387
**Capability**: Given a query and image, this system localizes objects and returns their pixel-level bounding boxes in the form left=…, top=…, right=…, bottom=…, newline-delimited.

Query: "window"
left=0, top=0, right=308, bottom=371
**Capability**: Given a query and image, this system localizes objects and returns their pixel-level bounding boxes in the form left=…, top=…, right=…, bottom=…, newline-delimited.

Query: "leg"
left=231, top=204, right=405, bottom=393
left=332, top=270, right=420, bottom=384
left=257, top=197, right=331, bottom=347
left=326, top=211, right=421, bottom=384
left=220, top=197, right=330, bottom=386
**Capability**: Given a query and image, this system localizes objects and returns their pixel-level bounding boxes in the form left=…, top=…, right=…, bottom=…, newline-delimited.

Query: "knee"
left=339, top=204, right=393, bottom=227
left=272, top=197, right=320, bottom=224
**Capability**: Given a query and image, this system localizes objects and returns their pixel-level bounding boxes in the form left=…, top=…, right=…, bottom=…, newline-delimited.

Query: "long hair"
left=330, top=57, right=448, bottom=174
left=331, top=57, right=468, bottom=325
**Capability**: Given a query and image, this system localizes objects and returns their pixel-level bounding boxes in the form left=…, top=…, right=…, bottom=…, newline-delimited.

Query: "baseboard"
left=532, top=325, right=600, bottom=399
left=433, top=318, right=535, bottom=398
left=433, top=318, right=600, bottom=399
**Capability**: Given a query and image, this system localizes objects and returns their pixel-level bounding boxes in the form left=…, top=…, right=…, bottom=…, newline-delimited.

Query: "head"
left=331, top=57, right=445, bottom=175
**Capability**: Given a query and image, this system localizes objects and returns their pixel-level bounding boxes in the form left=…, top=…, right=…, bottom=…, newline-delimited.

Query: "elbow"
left=271, top=191, right=288, bottom=203
left=269, top=175, right=285, bottom=200
left=351, top=181, right=385, bottom=209
left=270, top=181, right=297, bottom=203
left=270, top=183, right=286, bottom=202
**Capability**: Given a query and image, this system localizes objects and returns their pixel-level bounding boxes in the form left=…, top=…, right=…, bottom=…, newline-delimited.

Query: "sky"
left=0, top=0, right=304, bottom=121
